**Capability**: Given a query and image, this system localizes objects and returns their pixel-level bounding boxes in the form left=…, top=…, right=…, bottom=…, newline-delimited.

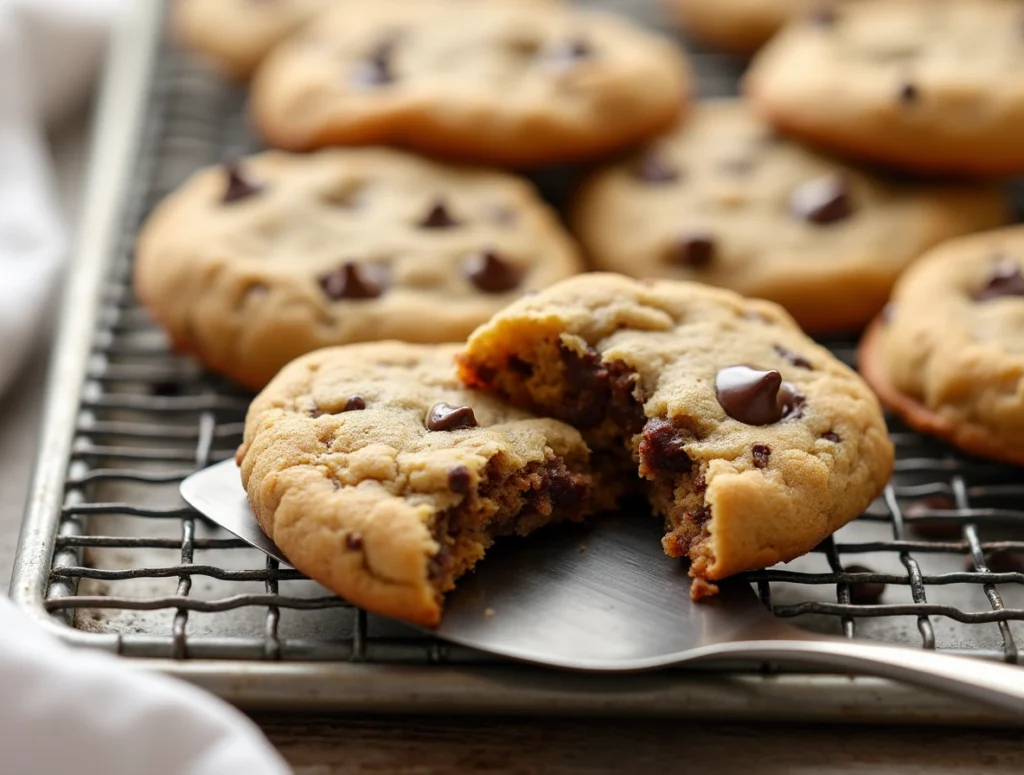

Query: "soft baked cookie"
left=859, top=227, right=1024, bottom=464
left=249, top=0, right=690, bottom=165
left=135, top=148, right=582, bottom=390
left=571, top=100, right=1007, bottom=333
left=664, top=0, right=840, bottom=55
left=237, top=342, right=614, bottom=626
left=745, top=0, right=1024, bottom=175
left=458, top=273, right=893, bottom=597
left=174, top=0, right=334, bottom=79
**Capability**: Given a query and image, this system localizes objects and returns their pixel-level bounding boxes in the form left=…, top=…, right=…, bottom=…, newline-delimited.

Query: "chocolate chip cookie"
left=571, top=100, right=1007, bottom=333
left=458, top=273, right=893, bottom=597
left=249, top=0, right=690, bottom=165
left=237, top=342, right=614, bottom=626
left=664, top=0, right=840, bottom=55
left=174, top=0, right=333, bottom=79
left=135, top=148, right=582, bottom=390
left=859, top=227, right=1024, bottom=464
left=745, top=0, right=1024, bottom=175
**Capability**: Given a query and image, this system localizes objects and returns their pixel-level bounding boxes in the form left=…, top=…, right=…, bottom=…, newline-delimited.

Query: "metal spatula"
left=182, top=459, right=1024, bottom=715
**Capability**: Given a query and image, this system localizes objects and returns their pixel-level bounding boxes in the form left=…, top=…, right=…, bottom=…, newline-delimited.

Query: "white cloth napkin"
left=0, top=0, right=121, bottom=397
left=0, top=3, right=291, bottom=772
left=0, top=596, right=290, bottom=774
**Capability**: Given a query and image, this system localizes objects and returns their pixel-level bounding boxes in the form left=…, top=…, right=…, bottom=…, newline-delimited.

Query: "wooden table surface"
left=1, top=117, right=1022, bottom=775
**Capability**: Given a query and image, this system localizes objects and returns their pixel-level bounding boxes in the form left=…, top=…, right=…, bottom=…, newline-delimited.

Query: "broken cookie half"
left=458, top=273, right=893, bottom=598
left=237, top=341, right=616, bottom=626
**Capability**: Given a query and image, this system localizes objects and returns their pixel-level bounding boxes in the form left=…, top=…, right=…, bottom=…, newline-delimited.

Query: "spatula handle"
left=720, top=640, right=1024, bottom=716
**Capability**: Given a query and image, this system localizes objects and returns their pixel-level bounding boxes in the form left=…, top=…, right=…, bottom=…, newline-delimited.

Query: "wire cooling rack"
left=10, top=0, right=1024, bottom=720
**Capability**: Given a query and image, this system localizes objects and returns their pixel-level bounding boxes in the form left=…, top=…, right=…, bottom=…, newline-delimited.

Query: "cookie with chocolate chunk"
left=571, top=100, right=1007, bottom=334
left=249, top=0, right=690, bottom=165
left=174, top=0, right=334, bottom=79
left=745, top=0, right=1024, bottom=175
left=458, top=273, right=893, bottom=597
left=135, top=148, right=582, bottom=390
left=859, top=227, right=1024, bottom=465
left=664, top=0, right=845, bottom=55
left=237, top=341, right=614, bottom=627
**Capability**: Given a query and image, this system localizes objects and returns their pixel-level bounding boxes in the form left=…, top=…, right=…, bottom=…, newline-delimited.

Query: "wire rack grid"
left=10, top=0, right=1024, bottom=717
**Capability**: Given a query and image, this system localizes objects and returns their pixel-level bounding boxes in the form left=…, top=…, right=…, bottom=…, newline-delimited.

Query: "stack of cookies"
left=142, top=0, right=1024, bottom=626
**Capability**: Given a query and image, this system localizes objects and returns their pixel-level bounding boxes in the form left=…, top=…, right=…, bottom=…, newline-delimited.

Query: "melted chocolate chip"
left=688, top=505, right=712, bottom=524
left=715, top=366, right=805, bottom=426
left=898, top=81, right=919, bottom=105
left=426, top=402, right=478, bottom=431
left=560, top=347, right=645, bottom=432
left=844, top=564, right=885, bottom=605
left=639, top=418, right=693, bottom=475
left=974, top=259, right=1024, bottom=301
left=345, top=532, right=364, bottom=550
left=634, top=151, right=679, bottom=183
left=447, top=465, right=472, bottom=494
left=822, top=430, right=842, bottom=443
left=318, top=262, right=388, bottom=300
left=669, top=234, right=716, bottom=268
left=752, top=443, right=771, bottom=469
left=463, top=249, right=524, bottom=293
left=773, top=344, right=813, bottom=370
left=419, top=199, right=460, bottom=229
left=344, top=395, right=367, bottom=412
left=790, top=175, right=853, bottom=225
left=352, top=36, right=396, bottom=87
left=222, top=161, right=262, bottom=203
left=969, top=550, right=1024, bottom=575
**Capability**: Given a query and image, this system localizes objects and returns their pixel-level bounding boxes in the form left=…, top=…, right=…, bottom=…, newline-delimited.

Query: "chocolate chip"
left=222, top=161, right=262, bottom=203
left=508, top=356, right=533, bottom=376
left=687, top=505, right=712, bottom=524
left=318, top=262, right=388, bottom=300
left=974, top=259, right=1024, bottom=301
left=898, top=81, right=919, bottom=105
left=419, top=198, right=460, bottom=229
left=345, top=532, right=364, bottom=550
left=822, top=430, right=842, bottom=443
left=790, top=175, right=853, bottom=225
left=463, top=249, right=524, bottom=293
left=634, top=151, right=679, bottom=183
left=844, top=564, right=885, bottom=605
left=426, top=403, right=478, bottom=431
left=639, top=418, right=693, bottom=475
left=344, top=395, right=367, bottom=412
left=447, top=465, right=472, bottom=494
left=773, top=344, right=813, bottom=370
left=969, top=550, right=1024, bottom=574
left=715, top=366, right=805, bottom=426
left=352, top=36, right=396, bottom=87
left=669, top=234, right=716, bottom=268
left=752, top=443, right=771, bottom=469
left=544, top=37, right=592, bottom=69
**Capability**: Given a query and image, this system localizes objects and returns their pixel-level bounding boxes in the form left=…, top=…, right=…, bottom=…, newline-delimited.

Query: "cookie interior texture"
left=858, top=227, right=1024, bottom=464
left=237, top=342, right=613, bottom=626
left=458, top=273, right=893, bottom=598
